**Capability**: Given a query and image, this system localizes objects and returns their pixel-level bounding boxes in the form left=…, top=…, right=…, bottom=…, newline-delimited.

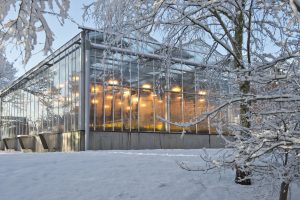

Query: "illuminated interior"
left=88, top=31, right=235, bottom=134
left=0, top=29, right=238, bottom=140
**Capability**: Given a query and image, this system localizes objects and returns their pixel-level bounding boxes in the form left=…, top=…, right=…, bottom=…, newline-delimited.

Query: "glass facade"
left=0, top=29, right=238, bottom=140
left=87, top=30, right=237, bottom=134
left=0, top=35, right=81, bottom=139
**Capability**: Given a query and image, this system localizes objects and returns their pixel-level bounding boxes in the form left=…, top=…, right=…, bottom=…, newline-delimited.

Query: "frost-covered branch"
left=83, top=0, right=300, bottom=199
left=0, top=50, right=17, bottom=89
left=0, top=0, right=70, bottom=64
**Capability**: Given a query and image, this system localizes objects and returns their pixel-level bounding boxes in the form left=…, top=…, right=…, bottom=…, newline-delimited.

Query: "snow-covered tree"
left=84, top=1, right=300, bottom=199
left=0, top=0, right=70, bottom=64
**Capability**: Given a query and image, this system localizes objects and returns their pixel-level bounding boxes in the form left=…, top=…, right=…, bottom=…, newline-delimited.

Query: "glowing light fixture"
left=156, top=123, right=163, bottom=130
left=132, top=97, right=139, bottom=103
left=123, top=90, right=130, bottom=96
left=198, top=90, right=207, bottom=95
left=199, top=98, right=205, bottom=102
left=141, top=103, right=147, bottom=107
left=91, top=99, right=98, bottom=104
left=106, top=95, right=113, bottom=100
left=91, top=86, right=99, bottom=93
left=104, top=105, right=110, bottom=109
left=142, top=84, right=152, bottom=89
left=108, top=79, right=119, bottom=85
left=171, top=86, right=181, bottom=92
left=126, top=106, right=131, bottom=111
left=72, top=75, right=80, bottom=81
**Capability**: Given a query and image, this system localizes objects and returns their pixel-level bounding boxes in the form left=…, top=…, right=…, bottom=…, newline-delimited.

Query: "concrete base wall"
left=3, top=138, right=20, bottom=151
left=38, top=131, right=84, bottom=152
left=2, top=131, right=227, bottom=152
left=39, top=133, right=62, bottom=152
left=17, top=136, right=44, bottom=152
left=89, top=132, right=227, bottom=150
left=2, top=131, right=84, bottom=152
left=0, top=140, right=4, bottom=150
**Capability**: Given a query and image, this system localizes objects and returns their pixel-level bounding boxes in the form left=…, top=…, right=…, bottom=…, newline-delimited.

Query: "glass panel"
left=139, top=59, right=154, bottom=132
left=59, top=54, right=66, bottom=132
left=65, top=50, right=71, bottom=132
left=75, top=47, right=81, bottom=130
left=104, top=88, right=113, bottom=131
left=70, top=47, right=80, bottom=131
left=52, top=63, right=60, bottom=132
left=139, top=87, right=154, bottom=132
left=95, top=84, right=104, bottom=131
left=153, top=59, right=167, bottom=132
left=169, top=92, right=182, bottom=132
left=122, top=87, right=131, bottom=131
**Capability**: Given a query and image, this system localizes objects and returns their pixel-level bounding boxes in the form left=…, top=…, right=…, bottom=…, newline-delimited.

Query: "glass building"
left=0, top=28, right=237, bottom=151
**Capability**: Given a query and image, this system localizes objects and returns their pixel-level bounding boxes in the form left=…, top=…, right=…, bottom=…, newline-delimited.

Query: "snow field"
left=0, top=149, right=299, bottom=200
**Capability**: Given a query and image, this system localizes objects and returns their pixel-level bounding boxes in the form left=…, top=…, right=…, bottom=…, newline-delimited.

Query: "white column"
left=84, top=38, right=91, bottom=151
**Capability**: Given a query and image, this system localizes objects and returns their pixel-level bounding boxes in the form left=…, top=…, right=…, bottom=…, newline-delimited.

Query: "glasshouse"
left=0, top=27, right=237, bottom=152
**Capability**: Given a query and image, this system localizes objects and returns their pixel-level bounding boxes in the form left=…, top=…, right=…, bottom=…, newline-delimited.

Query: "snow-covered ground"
left=0, top=149, right=299, bottom=200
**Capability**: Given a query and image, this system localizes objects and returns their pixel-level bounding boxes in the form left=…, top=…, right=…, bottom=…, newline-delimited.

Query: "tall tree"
left=233, top=0, right=252, bottom=185
left=84, top=1, right=300, bottom=199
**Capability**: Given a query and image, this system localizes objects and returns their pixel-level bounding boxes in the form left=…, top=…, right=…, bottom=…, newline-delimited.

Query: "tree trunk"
left=234, top=0, right=252, bottom=185
left=235, top=165, right=251, bottom=185
left=279, top=182, right=289, bottom=200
